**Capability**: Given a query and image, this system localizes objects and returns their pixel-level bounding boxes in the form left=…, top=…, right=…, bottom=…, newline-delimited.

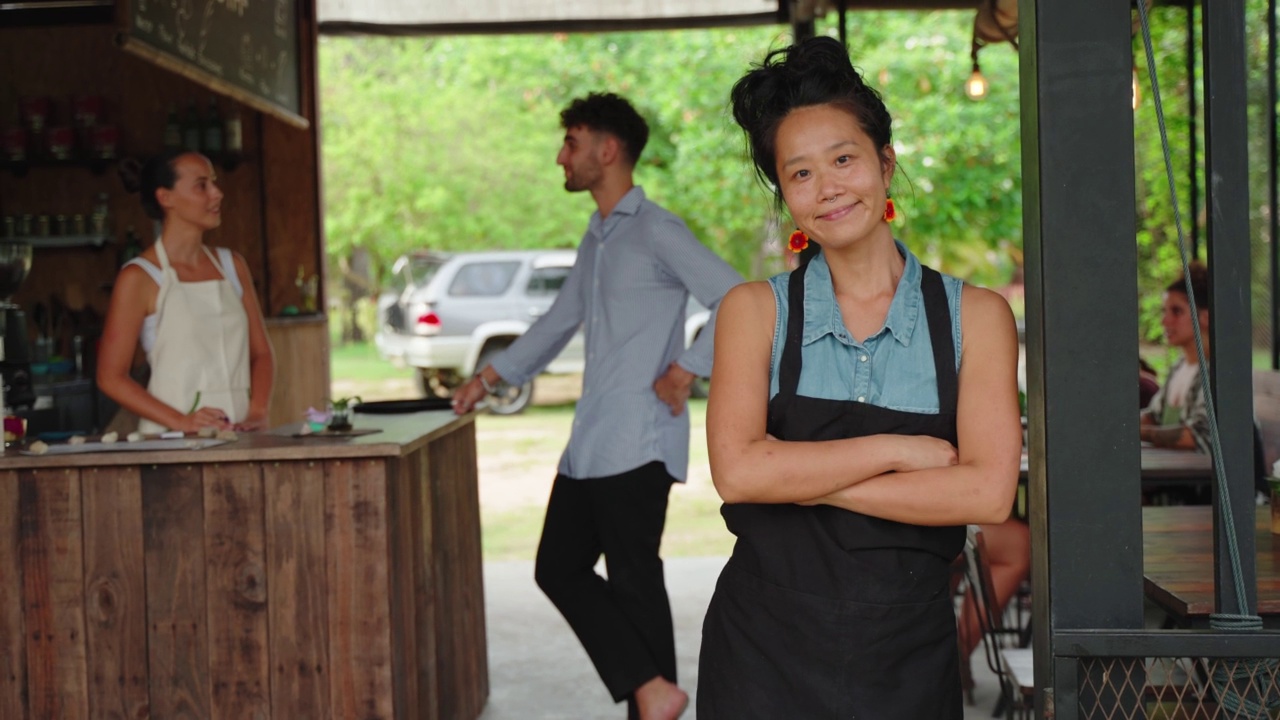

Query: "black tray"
left=354, top=398, right=454, bottom=414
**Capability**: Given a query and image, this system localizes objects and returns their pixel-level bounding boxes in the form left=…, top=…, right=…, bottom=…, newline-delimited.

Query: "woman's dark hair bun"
left=730, top=36, right=893, bottom=194
left=123, top=150, right=187, bottom=221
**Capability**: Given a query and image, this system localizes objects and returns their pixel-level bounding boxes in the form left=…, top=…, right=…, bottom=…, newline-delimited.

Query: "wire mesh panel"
left=1079, top=657, right=1280, bottom=719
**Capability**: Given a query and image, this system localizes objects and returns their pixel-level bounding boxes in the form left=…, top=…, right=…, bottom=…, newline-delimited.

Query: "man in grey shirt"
left=453, top=92, right=742, bottom=719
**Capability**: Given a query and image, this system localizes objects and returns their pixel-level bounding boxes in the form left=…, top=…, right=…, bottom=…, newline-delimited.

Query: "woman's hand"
left=235, top=409, right=269, bottom=432
left=177, top=406, right=233, bottom=433
left=891, top=435, right=959, bottom=473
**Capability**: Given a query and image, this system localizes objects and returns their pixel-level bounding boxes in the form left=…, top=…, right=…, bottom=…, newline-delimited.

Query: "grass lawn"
left=330, top=341, right=419, bottom=384
left=330, top=343, right=734, bottom=563
left=476, top=399, right=735, bottom=562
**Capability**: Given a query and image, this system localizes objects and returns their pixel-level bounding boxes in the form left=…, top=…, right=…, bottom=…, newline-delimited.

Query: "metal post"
left=837, top=0, right=847, bottom=47
left=1021, top=0, right=1142, bottom=716
left=1270, top=0, right=1279, bottom=370
left=1202, top=0, right=1258, bottom=617
left=1188, top=4, right=1201, bottom=259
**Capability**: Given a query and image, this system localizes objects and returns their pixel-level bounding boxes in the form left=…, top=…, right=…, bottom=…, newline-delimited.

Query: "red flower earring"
left=883, top=194, right=897, bottom=223
left=788, top=229, right=809, bottom=253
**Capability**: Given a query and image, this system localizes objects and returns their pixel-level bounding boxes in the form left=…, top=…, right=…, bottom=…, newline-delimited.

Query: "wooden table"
left=1017, top=448, right=1214, bottom=516
left=1020, top=447, right=1213, bottom=483
left=1142, top=505, right=1280, bottom=629
left=0, top=410, right=487, bottom=720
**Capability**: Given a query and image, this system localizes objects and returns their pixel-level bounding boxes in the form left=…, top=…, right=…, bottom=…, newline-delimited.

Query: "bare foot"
left=634, top=676, right=689, bottom=720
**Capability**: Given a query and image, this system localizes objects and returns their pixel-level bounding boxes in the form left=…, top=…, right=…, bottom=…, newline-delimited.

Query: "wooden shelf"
left=8, top=235, right=111, bottom=249
left=0, top=157, right=118, bottom=177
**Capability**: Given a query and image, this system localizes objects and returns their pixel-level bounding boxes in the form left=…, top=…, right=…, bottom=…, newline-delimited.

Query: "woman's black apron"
left=698, top=261, right=965, bottom=719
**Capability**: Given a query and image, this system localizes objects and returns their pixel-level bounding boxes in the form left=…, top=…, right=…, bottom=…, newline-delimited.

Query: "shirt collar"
left=589, top=186, right=646, bottom=235
left=800, top=240, right=922, bottom=347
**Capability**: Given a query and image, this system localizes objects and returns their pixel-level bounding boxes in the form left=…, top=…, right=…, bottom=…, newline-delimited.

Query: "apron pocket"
left=701, top=564, right=961, bottom=720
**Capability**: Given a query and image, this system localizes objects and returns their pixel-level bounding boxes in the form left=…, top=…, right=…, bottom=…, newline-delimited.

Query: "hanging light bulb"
left=966, top=61, right=989, bottom=100
left=1131, top=65, right=1141, bottom=110
left=966, top=36, right=989, bottom=101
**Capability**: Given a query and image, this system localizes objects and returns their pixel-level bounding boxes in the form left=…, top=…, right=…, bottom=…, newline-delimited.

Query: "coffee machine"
left=0, top=241, right=34, bottom=410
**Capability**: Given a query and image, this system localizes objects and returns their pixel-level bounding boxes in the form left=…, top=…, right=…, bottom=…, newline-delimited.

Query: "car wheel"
left=478, top=349, right=534, bottom=415
left=417, top=369, right=459, bottom=399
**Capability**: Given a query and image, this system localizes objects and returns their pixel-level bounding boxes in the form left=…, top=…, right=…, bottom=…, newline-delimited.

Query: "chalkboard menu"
left=120, top=0, right=306, bottom=128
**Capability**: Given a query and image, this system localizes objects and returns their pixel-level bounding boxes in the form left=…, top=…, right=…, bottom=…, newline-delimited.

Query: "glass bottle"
left=90, top=193, right=110, bottom=237
left=224, top=111, right=243, bottom=154
left=181, top=101, right=201, bottom=151
left=203, top=98, right=224, bottom=154
left=120, top=226, right=142, bottom=266
left=162, top=105, right=182, bottom=150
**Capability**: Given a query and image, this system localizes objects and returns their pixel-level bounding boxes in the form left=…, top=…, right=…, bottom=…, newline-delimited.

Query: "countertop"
left=0, top=409, right=478, bottom=469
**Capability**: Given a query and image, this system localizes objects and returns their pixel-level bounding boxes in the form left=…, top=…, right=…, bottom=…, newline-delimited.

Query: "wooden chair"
left=963, top=525, right=1035, bottom=720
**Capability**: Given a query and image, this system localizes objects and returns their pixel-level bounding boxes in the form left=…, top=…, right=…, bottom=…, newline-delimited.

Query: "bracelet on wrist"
left=477, top=374, right=498, bottom=395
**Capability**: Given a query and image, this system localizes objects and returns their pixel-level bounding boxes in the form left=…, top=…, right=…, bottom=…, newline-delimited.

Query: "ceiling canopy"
left=316, top=0, right=981, bottom=36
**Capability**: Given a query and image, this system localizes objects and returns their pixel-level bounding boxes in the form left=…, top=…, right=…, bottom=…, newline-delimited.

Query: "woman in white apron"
left=98, top=150, right=274, bottom=433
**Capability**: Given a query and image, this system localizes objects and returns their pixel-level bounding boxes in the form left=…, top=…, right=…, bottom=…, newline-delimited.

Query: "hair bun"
left=117, top=156, right=143, bottom=194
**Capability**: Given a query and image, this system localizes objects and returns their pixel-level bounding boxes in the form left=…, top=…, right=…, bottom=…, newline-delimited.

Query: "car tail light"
left=414, top=311, right=442, bottom=336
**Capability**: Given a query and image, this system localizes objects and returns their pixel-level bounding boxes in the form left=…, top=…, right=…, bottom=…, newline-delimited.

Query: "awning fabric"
left=317, top=0, right=785, bottom=35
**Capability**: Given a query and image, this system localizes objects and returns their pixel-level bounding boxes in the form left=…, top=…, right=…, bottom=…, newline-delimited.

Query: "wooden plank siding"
left=20, top=469, right=89, bottom=720
left=386, top=454, right=428, bottom=720
left=0, top=470, right=26, bottom=719
left=143, top=464, right=212, bottom=718
left=0, top=416, right=486, bottom=719
left=426, top=426, right=488, bottom=720
left=81, top=466, right=149, bottom=720
left=325, top=458, right=395, bottom=720
left=203, top=462, right=271, bottom=719
left=265, top=460, right=331, bottom=719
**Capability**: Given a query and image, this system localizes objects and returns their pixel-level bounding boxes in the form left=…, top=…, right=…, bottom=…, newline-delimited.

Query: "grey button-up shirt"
left=489, top=186, right=743, bottom=481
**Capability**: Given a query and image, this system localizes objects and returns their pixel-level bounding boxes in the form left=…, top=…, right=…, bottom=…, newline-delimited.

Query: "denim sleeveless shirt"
left=767, top=241, right=963, bottom=412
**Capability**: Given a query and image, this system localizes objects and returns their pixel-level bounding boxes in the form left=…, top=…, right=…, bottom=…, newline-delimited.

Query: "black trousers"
left=534, top=461, right=677, bottom=707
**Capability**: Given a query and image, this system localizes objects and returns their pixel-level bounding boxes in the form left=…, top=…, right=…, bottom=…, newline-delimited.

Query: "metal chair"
left=963, top=525, right=1035, bottom=720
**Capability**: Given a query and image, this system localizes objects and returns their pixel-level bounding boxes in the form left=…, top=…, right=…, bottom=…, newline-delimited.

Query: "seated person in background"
left=1139, top=358, right=1161, bottom=409
left=1140, top=263, right=1210, bottom=452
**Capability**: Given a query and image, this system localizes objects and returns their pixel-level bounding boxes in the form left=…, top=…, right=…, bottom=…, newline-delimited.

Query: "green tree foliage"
left=319, top=12, right=1024, bottom=290
left=1133, top=0, right=1273, bottom=353
left=320, top=4, right=1275, bottom=352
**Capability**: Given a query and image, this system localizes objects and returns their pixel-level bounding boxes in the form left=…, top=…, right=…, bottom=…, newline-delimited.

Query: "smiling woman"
left=96, top=150, right=275, bottom=435
left=699, top=36, right=1022, bottom=719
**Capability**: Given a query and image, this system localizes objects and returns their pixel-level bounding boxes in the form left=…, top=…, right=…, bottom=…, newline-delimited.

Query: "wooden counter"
left=0, top=411, right=487, bottom=720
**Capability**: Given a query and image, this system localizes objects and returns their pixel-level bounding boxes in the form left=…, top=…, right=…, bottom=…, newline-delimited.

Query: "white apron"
left=139, top=241, right=251, bottom=433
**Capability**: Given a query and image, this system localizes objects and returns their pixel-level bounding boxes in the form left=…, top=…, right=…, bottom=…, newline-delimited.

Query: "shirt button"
left=860, top=355, right=868, bottom=362
left=857, top=396, right=866, bottom=402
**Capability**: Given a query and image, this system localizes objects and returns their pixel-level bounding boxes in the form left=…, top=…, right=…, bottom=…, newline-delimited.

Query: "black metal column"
left=1020, top=0, right=1142, bottom=716
left=1270, top=0, right=1278, bottom=371
left=1188, top=4, right=1201, bottom=259
left=1202, top=0, right=1258, bottom=616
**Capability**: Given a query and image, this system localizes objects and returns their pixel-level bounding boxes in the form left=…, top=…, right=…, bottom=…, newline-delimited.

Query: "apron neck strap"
left=919, top=266, right=958, bottom=415
left=155, top=237, right=171, bottom=271
left=777, top=263, right=808, bottom=398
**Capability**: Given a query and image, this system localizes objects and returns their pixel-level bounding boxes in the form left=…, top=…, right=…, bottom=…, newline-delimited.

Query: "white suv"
left=375, top=249, right=710, bottom=414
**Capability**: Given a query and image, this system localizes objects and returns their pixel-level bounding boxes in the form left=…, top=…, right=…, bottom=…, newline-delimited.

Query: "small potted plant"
left=327, top=395, right=362, bottom=431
